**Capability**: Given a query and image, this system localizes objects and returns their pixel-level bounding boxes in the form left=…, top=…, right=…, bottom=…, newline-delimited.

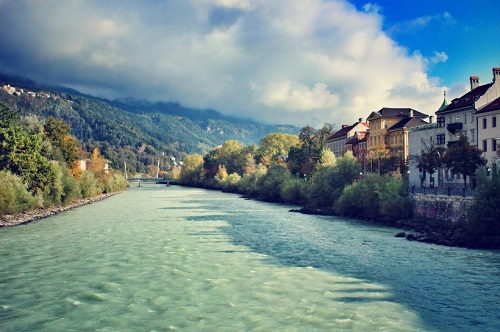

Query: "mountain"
left=0, top=73, right=299, bottom=174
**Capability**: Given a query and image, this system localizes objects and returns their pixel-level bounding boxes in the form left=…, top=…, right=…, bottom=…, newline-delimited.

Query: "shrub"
left=221, top=172, right=241, bottom=192
left=0, top=171, right=41, bottom=215
left=307, top=153, right=360, bottom=210
left=237, top=164, right=267, bottom=196
left=256, top=165, right=291, bottom=202
left=335, top=176, right=381, bottom=219
left=42, top=161, right=64, bottom=206
left=80, top=171, right=101, bottom=198
left=280, top=177, right=307, bottom=205
left=467, top=163, right=500, bottom=243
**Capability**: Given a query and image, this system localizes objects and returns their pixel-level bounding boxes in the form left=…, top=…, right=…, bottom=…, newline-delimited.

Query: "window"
left=483, top=118, right=487, bottom=129
left=493, top=139, right=497, bottom=152
left=471, top=129, right=475, bottom=142
left=437, top=117, right=445, bottom=128
left=456, top=114, right=460, bottom=122
left=464, top=113, right=467, bottom=124
left=493, top=116, right=497, bottom=128
left=483, top=140, right=488, bottom=152
left=437, top=134, right=446, bottom=145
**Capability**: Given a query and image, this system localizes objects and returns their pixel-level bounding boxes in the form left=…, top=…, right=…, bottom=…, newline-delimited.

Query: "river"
left=1, top=184, right=499, bottom=331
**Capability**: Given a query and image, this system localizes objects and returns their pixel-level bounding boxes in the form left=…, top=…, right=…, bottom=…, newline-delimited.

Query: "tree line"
left=174, top=125, right=499, bottom=247
left=0, top=102, right=128, bottom=215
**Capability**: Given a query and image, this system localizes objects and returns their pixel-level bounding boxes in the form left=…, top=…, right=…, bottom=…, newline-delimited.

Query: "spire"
left=437, top=90, right=448, bottom=112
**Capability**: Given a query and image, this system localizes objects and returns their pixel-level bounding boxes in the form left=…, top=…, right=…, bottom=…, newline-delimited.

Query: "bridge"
left=126, top=178, right=179, bottom=185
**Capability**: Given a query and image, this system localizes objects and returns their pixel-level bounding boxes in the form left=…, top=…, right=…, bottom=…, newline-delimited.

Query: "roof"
left=437, top=93, right=448, bottom=112
left=345, top=132, right=367, bottom=145
left=436, top=83, right=493, bottom=114
left=477, top=96, right=500, bottom=114
left=366, top=107, right=428, bottom=121
left=326, top=122, right=369, bottom=141
left=387, top=117, right=428, bottom=131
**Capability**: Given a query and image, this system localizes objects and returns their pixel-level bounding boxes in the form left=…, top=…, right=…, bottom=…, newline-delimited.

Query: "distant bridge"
left=127, top=178, right=179, bottom=185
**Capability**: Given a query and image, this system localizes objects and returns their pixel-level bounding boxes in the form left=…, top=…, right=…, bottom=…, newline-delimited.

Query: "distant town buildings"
left=325, top=66, right=500, bottom=190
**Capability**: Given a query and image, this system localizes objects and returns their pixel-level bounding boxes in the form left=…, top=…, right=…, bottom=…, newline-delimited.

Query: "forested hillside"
left=0, top=73, right=298, bottom=174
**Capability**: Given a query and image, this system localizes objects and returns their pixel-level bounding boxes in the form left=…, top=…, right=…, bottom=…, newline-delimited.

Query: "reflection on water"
left=0, top=185, right=499, bottom=331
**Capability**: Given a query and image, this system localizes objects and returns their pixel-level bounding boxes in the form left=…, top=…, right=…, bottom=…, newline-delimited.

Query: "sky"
left=0, top=0, right=498, bottom=128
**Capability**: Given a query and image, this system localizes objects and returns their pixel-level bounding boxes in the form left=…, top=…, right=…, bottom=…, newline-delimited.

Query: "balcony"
left=446, top=122, right=463, bottom=134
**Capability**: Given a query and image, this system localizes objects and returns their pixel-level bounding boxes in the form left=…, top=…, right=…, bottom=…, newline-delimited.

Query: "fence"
left=409, top=185, right=475, bottom=197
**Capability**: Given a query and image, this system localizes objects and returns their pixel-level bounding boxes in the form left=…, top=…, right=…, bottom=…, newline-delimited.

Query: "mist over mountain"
left=0, top=73, right=299, bottom=174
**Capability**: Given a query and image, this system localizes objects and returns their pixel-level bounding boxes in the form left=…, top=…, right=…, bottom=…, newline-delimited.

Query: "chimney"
left=358, top=118, right=363, bottom=123
left=341, top=124, right=349, bottom=128
left=429, top=116, right=434, bottom=123
left=493, top=67, right=500, bottom=83
left=470, top=75, right=479, bottom=90
left=409, top=109, right=414, bottom=117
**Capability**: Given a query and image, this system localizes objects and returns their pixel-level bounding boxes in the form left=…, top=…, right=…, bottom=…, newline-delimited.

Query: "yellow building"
left=366, top=107, right=428, bottom=174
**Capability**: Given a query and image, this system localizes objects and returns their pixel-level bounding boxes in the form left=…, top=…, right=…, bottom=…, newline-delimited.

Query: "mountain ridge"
left=0, top=72, right=299, bottom=174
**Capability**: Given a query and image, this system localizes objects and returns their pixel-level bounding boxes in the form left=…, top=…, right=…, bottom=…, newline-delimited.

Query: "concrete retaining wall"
left=410, top=194, right=473, bottom=224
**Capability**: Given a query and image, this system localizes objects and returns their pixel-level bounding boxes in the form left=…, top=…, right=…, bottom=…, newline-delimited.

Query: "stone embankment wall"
left=410, top=194, right=473, bottom=224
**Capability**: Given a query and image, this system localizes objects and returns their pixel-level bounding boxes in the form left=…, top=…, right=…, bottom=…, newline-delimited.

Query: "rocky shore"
left=290, top=207, right=500, bottom=249
left=0, top=191, right=124, bottom=228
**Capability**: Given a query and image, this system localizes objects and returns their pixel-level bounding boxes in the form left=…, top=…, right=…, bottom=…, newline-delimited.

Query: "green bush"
left=376, top=176, right=412, bottom=221
left=307, top=153, right=360, bottom=210
left=335, top=176, right=381, bottom=219
left=280, top=177, right=307, bottom=205
left=335, top=174, right=411, bottom=221
left=256, top=165, right=291, bottom=202
left=80, top=171, right=101, bottom=198
left=0, top=171, right=42, bottom=215
left=237, top=164, right=267, bottom=196
left=467, top=164, right=500, bottom=241
left=221, top=172, right=241, bottom=192
left=42, top=161, right=64, bottom=206
left=61, top=168, right=81, bottom=204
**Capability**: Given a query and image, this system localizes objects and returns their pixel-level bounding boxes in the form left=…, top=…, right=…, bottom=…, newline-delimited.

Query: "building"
left=345, top=131, right=367, bottom=163
left=365, top=107, right=428, bottom=175
left=476, top=96, right=500, bottom=166
left=325, top=119, right=369, bottom=158
left=436, top=67, right=500, bottom=149
left=407, top=93, right=447, bottom=188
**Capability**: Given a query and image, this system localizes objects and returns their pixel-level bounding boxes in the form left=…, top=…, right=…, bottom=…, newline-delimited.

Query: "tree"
left=256, top=132, right=300, bottom=165
left=0, top=102, right=19, bottom=128
left=467, top=163, right=500, bottom=244
left=443, top=135, right=486, bottom=189
left=91, top=148, right=107, bottom=175
left=179, top=154, right=204, bottom=185
left=411, top=137, right=445, bottom=186
left=43, top=116, right=80, bottom=165
left=0, top=124, right=52, bottom=194
left=287, top=124, right=335, bottom=177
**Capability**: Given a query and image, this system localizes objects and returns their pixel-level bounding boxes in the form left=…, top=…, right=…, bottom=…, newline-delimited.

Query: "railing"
left=409, top=186, right=475, bottom=197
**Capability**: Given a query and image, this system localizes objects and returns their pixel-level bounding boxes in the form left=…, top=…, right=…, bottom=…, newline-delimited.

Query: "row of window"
left=482, top=116, right=497, bottom=129
left=482, top=139, right=498, bottom=152
left=437, top=115, right=497, bottom=129
left=436, top=130, right=477, bottom=145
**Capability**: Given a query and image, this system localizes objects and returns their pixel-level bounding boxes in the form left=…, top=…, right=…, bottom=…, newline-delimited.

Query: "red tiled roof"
left=326, top=122, right=369, bottom=140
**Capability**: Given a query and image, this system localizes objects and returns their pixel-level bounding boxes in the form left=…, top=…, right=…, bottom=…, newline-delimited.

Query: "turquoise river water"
left=1, top=184, right=499, bottom=331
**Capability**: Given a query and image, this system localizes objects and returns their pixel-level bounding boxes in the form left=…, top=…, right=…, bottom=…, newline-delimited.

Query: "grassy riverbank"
left=0, top=190, right=125, bottom=227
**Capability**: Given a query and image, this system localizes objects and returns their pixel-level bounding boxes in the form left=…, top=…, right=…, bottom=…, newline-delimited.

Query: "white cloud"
left=0, top=0, right=447, bottom=127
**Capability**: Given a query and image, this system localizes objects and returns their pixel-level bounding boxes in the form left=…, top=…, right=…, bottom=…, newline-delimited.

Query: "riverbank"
left=293, top=206, right=500, bottom=249
left=0, top=191, right=125, bottom=228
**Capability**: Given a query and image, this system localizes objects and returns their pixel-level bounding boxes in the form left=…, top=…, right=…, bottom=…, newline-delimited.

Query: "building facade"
left=325, top=119, right=369, bottom=158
